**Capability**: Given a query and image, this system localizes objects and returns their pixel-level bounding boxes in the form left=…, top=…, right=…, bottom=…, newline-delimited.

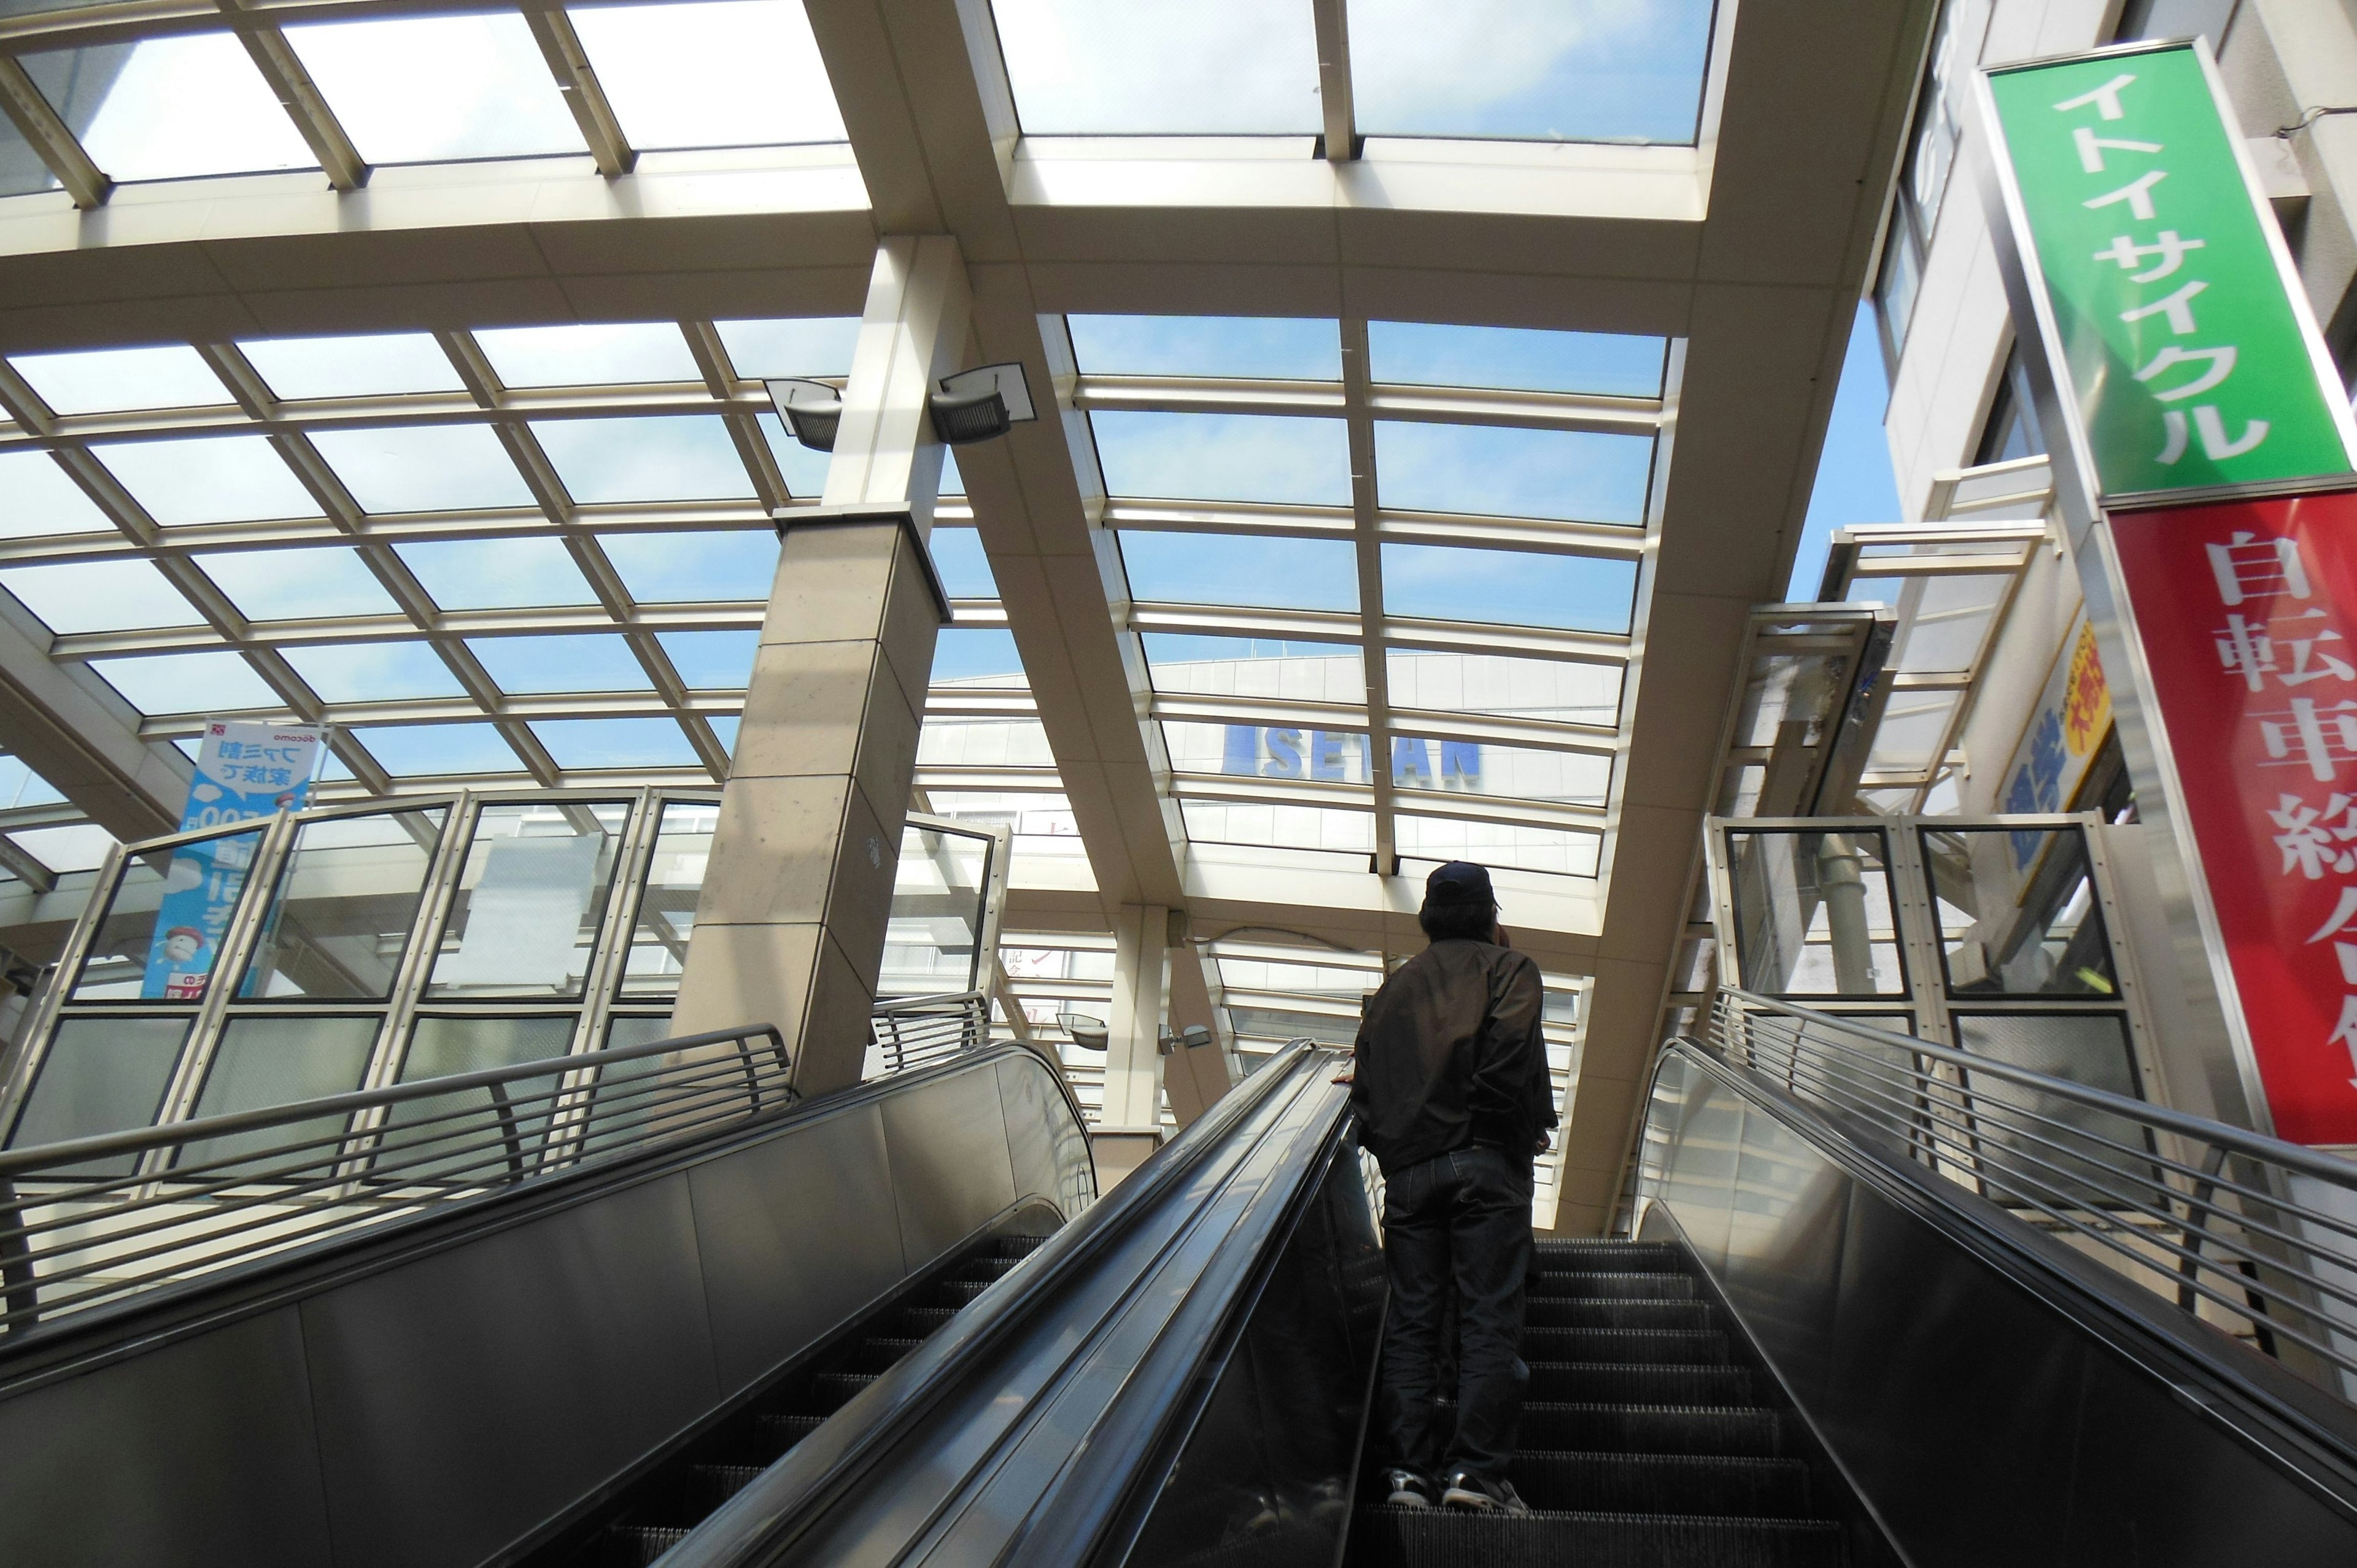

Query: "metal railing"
left=0, top=1022, right=791, bottom=1344
left=1699, top=989, right=2357, bottom=1398
left=868, top=991, right=990, bottom=1077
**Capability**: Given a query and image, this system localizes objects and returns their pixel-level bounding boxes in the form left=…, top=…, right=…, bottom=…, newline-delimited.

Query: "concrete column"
left=1162, top=932, right=1235, bottom=1128
left=1093, top=903, right=1169, bottom=1185
left=670, top=236, right=971, bottom=1093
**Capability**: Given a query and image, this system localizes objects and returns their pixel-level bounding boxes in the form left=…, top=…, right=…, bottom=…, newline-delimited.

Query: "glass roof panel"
left=0, top=450, right=115, bottom=536
left=918, top=716, right=1053, bottom=768
left=96, top=435, right=319, bottom=525
left=10, top=823, right=116, bottom=875
left=989, top=0, right=1320, bottom=134
left=287, top=13, right=586, bottom=163
left=1140, top=634, right=1364, bottom=702
left=360, top=722, right=523, bottom=776
left=1068, top=317, right=1341, bottom=380
left=1118, top=530, right=1357, bottom=613
left=1374, top=422, right=1651, bottom=524
left=1180, top=800, right=1372, bottom=854
left=932, top=528, right=996, bottom=598
left=0, top=558, right=199, bottom=633
left=1396, top=816, right=1601, bottom=877
left=1093, top=412, right=1350, bottom=506
left=657, top=630, right=757, bottom=689
left=393, top=538, right=598, bottom=610
left=0, top=756, right=67, bottom=810
left=1381, top=542, right=1636, bottom=633
left=1350, top=0, right=1715, bottom=145
left=533, top=417, right=754, bottom=503
left=713, top=317, right=861, bottom=379
left=532, top=717, right=700, bottom=770
left=474, top=323, right=700, bottom=388
left=601, top=531, right=777, bottom=602
left=756, top=412, right=834, bottom=497
left=940, top=451, right=966, bottom=497
left=10, top=345, right=230, bottom=415
left=281, top=642, right=465, bottom=703
left=933, top=628, right=1026, bottom=682
left=570, top=1, right=848, bottom=149
left=310, top=425, right=534, bottom=514
left=470, top=634, right=654, bottom=693
left=239, top=333, right=465, bottom=400
left=1166, top=722, right=1374, bottom=785
left=1369, top=322, right=1668, bottom=398
left=1387, top=649, right=1620, bottom=727
left=0, top=105, right=50, bottom=199
left=196, top=547, right=402, bottom=620
left=90, top=650, right=281, bottom=715
left=708, top=714, right=740, bottom=752
left=1390, top=736, right=1609, bottom=806
left=24, top=34, right=319, bottom=182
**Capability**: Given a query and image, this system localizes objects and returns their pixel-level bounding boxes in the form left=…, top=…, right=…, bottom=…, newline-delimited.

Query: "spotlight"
left=929, top=362, right=1038, bottom=446
left=765, top=378, right=842, bottom=452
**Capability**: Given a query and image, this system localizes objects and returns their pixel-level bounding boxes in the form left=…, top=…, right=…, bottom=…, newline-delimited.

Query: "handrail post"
left=486, top=1081, right=527, bottom=1184
left=0, top=1177, right=34, bottom=1334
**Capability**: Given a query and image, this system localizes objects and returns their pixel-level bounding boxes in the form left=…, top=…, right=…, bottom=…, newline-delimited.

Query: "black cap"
left=1423, top=860, right=1495, bottom=910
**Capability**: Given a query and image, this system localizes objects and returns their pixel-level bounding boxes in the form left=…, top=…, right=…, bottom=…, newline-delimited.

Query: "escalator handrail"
left=660, top=1041, right=1326, bottom=1568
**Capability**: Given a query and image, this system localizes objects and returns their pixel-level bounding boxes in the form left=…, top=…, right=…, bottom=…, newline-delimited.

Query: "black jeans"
left=1376, top=1143, right=1533, bottom=1481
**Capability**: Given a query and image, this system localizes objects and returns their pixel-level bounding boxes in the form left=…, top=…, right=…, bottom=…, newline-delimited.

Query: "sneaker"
left=1382, top=1468, right=1435, bottom=1509
left=1441, top=1469, right=1530, bottom=1515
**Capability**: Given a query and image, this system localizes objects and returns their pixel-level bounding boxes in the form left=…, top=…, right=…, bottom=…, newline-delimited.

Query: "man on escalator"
left=1350, top=860, right=1556, bottom=1517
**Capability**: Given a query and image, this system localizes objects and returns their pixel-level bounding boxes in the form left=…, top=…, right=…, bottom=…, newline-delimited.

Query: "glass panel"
left=1953, top=1011, right=2152, bottom=1207
left=571, top=1, right=846, bottom=149
left=1723, top=828, right=1906, bottom=997
left=239, top=333, right=463, bottom=400
left=619, top=801, right=716, bottom=997
left=582, top=1013, right=684, bottom=1155
left=1118, top=531, right=1358, bottom=612
left=530, top=719, right=702, bottom=770
left=1368, top=323, right=1667, bottom=398
left=310, top=425, right=535, bottom=514
left=1181, top=800, right=1373, bottom=854
left=1386, top=650, right=1619, bottom=727
left=757, top=412, right=834, bottom=497
left=1923, top=827, right=2116, bottom=998
left=1067, top=316, right=1341, bottom=380
left=933, top=628, right=1026, bottom=684
left=932, top=529, right=996, bottom=598
left=1167, top=722, right=1374, bottom=786
left=917, top=717, right=1056, bottom=768
left=7, top=1016, right=192, bottom=1166
left=1374, top=422, right=1652, bottom=525
left=1395, top=817, right=1601, bottom=876
left=989, top=0, right=1320, bottom=134
left=69, top=827, right=266, bottom=1001
left=532, top=417, right=754, bottom=503
left=285, top=13, right=586, bottom=164
left=924, top=790, right=1088, bottom=870
left=94, top=435, right=319, bottom=525
left=9, top=823, right=115, bottom=875
left=0, top=450, right=114, bottom=536
left=91, top=651, right=281, bottom=716
left=282, top=643, right=465, bottom=704
left=1092, top=411, right=1350, bottom=506
left=1390, top=738, right=1609, bottom=807
left=394, top=538, right=600, bottom=609
left=1381, top=543, right=1637, bottom=633
left=713, top=317, right=860, bottom=378
left=658, top=630, right=759, bottom=689
left=1867, top=687, right=1962, bottom=776
left=0, top=757, right=64, bottom=809
left=474, top=323, right=700, bottom=388
left=25, top=34, right=319, bottom=182
left=1225, top=1005, right=1357, bottom=1046
left=177, top=1014, right=379, bottom=1172
left=196, top=547, right=403, bottom=620
left=1349, top=0, right=1715, bottom=145
left=10, top=344, right=230, bottom=415
left=0, top=101, right=50, bottom=199
left=241, top=808, right=447, bottom=1000
left=881, top=825, right=991, bottom=997
left=424, top=803, right=627, bottom=1000
left=1142, top=634, right=1364, bottom=702
left=379, top=1015, right=575, bottom=1180
left=470, top=635, right=654, bottom=695
left=1893, top=574, right=2010, bottom=674
left=356, top=724, right=522, bottom=778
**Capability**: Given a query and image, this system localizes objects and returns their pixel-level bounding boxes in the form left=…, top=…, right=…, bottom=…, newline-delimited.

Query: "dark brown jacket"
left=1349, top=938, right=1557, bottom=1175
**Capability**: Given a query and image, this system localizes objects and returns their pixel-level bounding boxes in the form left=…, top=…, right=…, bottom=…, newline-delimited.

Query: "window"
left=1973, top=346, right=2047, bottom=466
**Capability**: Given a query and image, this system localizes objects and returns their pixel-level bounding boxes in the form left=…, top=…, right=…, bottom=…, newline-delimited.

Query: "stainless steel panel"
left=688, top=1100, right=905, bottom=1395
left=301, top=1173, right=721, bottom=1568
left=881, top=1059, right=1018, bottom=1266
left=1654, top=1063, right=1741, bottom=1274
left=1719, top=1099, right=1851, bottom=1416
left=996, top=1051, right=1095, bottom=1221
left=0, top=1307, right=333, bottom=1567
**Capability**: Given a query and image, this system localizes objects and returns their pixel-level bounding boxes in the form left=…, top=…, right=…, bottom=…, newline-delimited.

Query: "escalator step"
left=950, top=1257, right=1023, bottom=1281
left=897, top=1305, right=959, bottom=1335
left=1527, top=1299, right=1713, bottom=1330
left=1510, top=1402, right=1784, bottom=1458
left=994, top=1234, right=1048, bottom=1257
left=811, top=1371, right=879, bottom=1411
left=753, top=1413, right=826, bottom=1450
left=935, top=1280, right=995, bottom=1305
left=689, top=1464, right=765, bottom=1512
left=1528, top=1362, right=1751, bottom=1404
left=1349, top=1507, right=1842, bottom=1568
left=610, top=1526, right=692, bottom=1567
left=851, top=1336, right=925, bottom=1373
left=1529, top=1273, right=1695, bottom=1301
left=1510, top=1451, right=1813, bottom=1517
left=1526, top=1327, right=1728, bottom=1365
left=1531, top=1242, right=1682, bottom=1271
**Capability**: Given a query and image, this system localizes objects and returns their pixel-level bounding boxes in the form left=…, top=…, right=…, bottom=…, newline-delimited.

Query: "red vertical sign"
left=2113, top=488, right=2357, bottom=1144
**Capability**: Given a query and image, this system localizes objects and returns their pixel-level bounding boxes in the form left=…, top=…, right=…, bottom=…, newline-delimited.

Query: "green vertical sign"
left=1987, top=45, right=2356, bottom=496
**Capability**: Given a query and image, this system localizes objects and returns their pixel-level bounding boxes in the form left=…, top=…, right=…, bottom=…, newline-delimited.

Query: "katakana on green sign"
left=1987, top=45, right=2356, bottom=496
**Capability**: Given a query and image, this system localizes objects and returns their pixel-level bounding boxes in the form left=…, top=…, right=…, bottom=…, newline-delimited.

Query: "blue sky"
left=1788, top=309, right=1902, bottom=600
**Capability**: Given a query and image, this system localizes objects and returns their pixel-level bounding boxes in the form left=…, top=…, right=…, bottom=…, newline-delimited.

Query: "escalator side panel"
left=1638, top=1048, right=2357, bottom=1567
left=881, top=1065, right=1021, bottom=1262
left=999, top=1052, right=1093, bottom=1223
